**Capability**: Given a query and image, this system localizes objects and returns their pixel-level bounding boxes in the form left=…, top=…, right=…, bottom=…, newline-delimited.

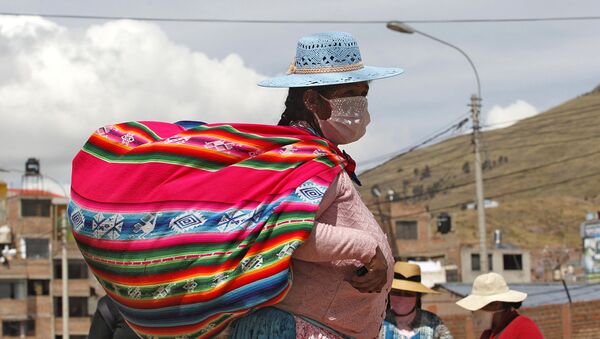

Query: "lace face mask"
left=317, top=96, right=370, bottom=145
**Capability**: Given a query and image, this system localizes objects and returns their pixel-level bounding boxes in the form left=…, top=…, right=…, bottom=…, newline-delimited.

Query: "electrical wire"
left=366, top=145, right=600, bottom=205
left=359, top=112, right=470, bottom=168
left=373, top=169, right=600, bottom=218
left=1, top=12, right=600, bottom=24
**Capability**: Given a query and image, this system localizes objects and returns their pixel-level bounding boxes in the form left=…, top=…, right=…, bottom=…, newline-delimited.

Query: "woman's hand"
left=349, top=246, right=388, bottom=293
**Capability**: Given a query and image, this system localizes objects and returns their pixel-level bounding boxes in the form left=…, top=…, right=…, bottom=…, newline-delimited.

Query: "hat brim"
left=257, top=66, right=404, bottom=88
left=456, top=290, right=527, bottom=311
left=392, top=279, right=439, bottom=294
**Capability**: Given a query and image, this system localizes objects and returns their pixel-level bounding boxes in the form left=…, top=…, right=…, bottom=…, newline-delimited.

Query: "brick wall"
left=438, top=300, right=600, bottom=339
left=571, top=300, right=600, bottom=339
left=441, top=315, right=470, bottom=339
left=520, top=303, right=565, bottom=338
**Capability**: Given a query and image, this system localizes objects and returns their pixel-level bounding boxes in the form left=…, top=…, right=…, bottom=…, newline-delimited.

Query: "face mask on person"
left=390, top=295, right=418, bottom=326
left=390, top=295, right=417, bottom=316
left=473, top=309, right=503, bottom=330
left=316, top=96, right=370, bottom=145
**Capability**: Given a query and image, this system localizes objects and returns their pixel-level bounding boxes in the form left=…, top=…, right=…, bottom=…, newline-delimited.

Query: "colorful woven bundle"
left=68, top=121, right=350, bottom=338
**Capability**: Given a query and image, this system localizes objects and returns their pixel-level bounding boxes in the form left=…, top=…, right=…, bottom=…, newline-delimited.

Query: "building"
left=372, top=199, right=531, bottom=283
left=459, top=245, right=531, bottom=283
left=0, top=182, right=100, bottom=339
left=380, top=201, right=462, bottom=282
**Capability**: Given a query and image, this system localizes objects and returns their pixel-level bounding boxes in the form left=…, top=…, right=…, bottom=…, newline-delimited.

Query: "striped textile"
left=68, top=121, right=350, bottom=338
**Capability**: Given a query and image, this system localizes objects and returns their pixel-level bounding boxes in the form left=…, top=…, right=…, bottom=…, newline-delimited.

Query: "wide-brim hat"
left=392, top=262, right=439, bottom=294
left=258, top=32, right=403, bottom=88
left=456, top=272, right=527, bottom=311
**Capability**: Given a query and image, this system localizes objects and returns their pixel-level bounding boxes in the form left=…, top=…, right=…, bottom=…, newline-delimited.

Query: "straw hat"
left=456, top=272, right=527, bottom=311
left=392, top=262, right=439, bottom=294
left=258, top=32, right=403, bottom=88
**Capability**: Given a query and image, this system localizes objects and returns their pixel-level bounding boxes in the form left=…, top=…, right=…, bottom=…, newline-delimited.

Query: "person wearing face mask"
left=379, top=262, right=453, bottom=339
left=69, top=31, right=402, bottom=339
left=456, top=273, right=543, bottom=339
left=228, top=32, right=403, bottom=338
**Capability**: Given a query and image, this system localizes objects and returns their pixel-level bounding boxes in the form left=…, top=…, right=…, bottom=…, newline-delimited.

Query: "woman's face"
left=304, top=82, right=369, bottom=120
left=389, top=290, right=419, bottom=315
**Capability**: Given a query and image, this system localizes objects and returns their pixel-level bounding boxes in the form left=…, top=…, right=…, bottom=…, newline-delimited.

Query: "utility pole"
left=470, top=95, right=488, bottom=273
left=61, top=211, right=69, bottom=339
left=386, top=21, right=488, bottom=272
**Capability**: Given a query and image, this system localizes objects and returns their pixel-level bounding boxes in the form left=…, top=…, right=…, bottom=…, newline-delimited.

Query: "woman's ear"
left=303, top=89, right=332, bottom=120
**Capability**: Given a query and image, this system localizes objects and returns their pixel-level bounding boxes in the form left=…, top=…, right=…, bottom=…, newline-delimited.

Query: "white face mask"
left=317, top=96, right=370, bottom=145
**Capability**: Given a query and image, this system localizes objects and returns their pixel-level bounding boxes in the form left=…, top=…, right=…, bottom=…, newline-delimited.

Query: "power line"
left=372, top=169, right=600, bottom=218
left=359, top=112, right=470, bottom=168
left=361, top=100, right=600, bottom=170
left=1, top=12, right=600, bottom=24
left=367, top=146, right=600, bottom=204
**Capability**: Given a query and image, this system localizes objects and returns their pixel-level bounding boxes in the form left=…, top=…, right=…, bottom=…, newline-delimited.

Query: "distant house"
left=0, top=183, right=100, bottom=338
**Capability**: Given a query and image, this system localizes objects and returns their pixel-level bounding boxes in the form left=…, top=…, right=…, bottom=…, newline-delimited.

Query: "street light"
left=386, top=21, right=489, bottom=272
left=0, top=166, right=69, bottom=338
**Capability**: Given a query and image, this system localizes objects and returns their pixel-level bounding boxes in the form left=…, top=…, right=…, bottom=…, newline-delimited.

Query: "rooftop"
left=440, top=282, right=600, bottom=307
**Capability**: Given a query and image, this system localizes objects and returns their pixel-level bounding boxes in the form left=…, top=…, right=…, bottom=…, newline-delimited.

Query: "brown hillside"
left=359, top=89, right=600, bottom=250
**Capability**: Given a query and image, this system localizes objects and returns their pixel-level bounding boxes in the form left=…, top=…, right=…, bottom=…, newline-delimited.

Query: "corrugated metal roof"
left=440, top=282, right=600, bottom=307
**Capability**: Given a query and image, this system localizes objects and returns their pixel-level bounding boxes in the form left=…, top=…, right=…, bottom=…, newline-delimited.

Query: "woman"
left=69, top=31, right=402, bottom=339
left=379, top=262, right=453, bottom=339
left=88, top=295, right=138, bottom=339
left=229, top=32, right=404, bottom=338
left=456, top=272, right=543, bottom=339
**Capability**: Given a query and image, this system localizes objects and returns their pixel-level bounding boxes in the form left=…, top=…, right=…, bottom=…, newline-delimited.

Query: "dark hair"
left=503, top=301, right=522, bottom=310
left=278, top=87, right=324, bottom=136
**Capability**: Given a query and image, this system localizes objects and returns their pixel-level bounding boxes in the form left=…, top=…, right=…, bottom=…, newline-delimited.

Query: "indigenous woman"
left=456, top=273, right=543, bottom=339
left=229, top=32, right=403, bottom=339
left=379, top=262, right=453, bottom=339
left=69, top=32, right=402, bottom=339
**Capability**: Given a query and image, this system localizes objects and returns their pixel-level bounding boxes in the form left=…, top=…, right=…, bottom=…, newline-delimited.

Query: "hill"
left=358, top=88, right=600, bottom=250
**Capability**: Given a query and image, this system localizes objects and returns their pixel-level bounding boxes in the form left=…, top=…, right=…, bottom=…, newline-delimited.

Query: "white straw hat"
left=456, top=272, right=527, bottom=311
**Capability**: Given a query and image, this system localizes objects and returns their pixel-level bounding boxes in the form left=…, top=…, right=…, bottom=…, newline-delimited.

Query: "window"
left=27, top=280, right=50, bottom=296
left=54, top=259, right=89, bottom=279
left=503, top=254, right=523, bottom=271
left=471, top=254, right=493, bottom=271
left=54, top=297, right=89, bottom=317
left=446, top=267, right=460, bottom=282
left=395, top=220, right=418, bottom=240
left=2, top=319, right=35, bottom=336
left=21, top=199, right=51, bottom=217
left=24, top=238, right=49, bottom=259
left=0, top=280, right=26, bottom=299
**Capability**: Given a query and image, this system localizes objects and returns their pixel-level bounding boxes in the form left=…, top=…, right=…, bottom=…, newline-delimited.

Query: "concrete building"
left=377, top=201, right=462, bottom=282
left=371, top=199, right=531, bottom=283
left=0, top=182, right=100, bottom=339
left=459, top=245, right=532, bottom=283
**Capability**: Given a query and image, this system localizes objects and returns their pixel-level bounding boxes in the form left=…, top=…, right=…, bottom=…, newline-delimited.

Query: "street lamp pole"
left=386, top=22, right=488, bottom=272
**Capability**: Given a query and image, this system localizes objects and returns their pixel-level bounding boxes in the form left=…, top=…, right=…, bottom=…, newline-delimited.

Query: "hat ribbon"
left=394, top=272, right=421, bottom=283
left=287, top=61, right=364, bottom=75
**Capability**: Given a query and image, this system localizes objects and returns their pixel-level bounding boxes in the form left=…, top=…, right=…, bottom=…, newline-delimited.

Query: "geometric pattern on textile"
left=69, top=120, right=349, bottom=338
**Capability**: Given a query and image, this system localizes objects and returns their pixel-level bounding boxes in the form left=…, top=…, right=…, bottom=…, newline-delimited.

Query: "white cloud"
left=0, top=15, right=286, bottom=185
left=484, top=100, right=538, bottom=130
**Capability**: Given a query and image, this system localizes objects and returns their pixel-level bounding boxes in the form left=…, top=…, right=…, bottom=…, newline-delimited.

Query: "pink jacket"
left=277, top=172, right=395, bottom=338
